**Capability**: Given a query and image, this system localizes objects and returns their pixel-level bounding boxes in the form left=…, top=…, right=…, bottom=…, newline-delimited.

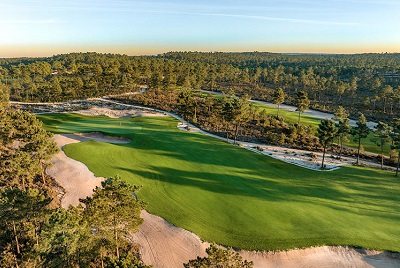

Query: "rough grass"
left=38, top=113, right=400, bottom=251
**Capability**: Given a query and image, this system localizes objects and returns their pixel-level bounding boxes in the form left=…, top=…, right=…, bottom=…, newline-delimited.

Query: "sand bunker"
left=75, top=107, right=166, bottom=118
left=47, top=133, right=130, bottom=208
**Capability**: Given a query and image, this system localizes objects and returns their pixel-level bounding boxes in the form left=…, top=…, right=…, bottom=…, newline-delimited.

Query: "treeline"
left=1, top=52, right=400, bottom=122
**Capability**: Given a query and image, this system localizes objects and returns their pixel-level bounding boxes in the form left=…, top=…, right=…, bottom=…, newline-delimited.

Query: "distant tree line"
left=1, top=52, right=400, bottom=123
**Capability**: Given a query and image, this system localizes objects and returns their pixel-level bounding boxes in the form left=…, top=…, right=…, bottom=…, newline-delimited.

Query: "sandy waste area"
left=46, top=107, right=400, bottom=267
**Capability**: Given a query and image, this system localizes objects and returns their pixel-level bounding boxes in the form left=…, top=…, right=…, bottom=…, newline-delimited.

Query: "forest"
left=1, top=52, right=400, bottom=123
left=3, top=51, right=400, bottom=167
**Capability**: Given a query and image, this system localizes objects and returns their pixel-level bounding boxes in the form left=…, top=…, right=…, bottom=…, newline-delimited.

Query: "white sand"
left=75, top=106, right=166, bottom=118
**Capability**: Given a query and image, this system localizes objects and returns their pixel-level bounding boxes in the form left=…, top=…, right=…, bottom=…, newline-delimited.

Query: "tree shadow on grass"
left=114, top=163, right=400, bottom=222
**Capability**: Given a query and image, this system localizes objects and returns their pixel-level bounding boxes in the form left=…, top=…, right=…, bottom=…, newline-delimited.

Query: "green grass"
left=38, top=113, right=400, bottom=251
left=253, top=103, right=322, bottom=126
left=38, top=113, right=142, bottom=136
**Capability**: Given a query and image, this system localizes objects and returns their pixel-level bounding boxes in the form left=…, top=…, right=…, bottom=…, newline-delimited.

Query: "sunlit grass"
left=38, top=113, right=400, bottom=251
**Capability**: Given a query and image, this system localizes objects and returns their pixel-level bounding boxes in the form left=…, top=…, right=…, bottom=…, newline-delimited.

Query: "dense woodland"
left=1, top=52, right=400, bottom=122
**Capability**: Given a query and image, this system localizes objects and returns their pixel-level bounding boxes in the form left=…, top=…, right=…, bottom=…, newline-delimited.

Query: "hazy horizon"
left=1, top=0, right=399, bottom=58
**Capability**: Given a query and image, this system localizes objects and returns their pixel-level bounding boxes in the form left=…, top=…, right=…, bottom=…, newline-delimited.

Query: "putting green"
left=39, top=113, right=142, bottom=135
left=38, top=113, right=400, bottom=251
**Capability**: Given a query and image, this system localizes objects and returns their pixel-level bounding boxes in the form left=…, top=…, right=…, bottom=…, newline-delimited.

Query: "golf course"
left=38, top=113, right=400, bottom=252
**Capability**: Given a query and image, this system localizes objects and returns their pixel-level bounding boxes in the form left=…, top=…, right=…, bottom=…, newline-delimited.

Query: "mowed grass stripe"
left=38, top=114, right=400, bottom=251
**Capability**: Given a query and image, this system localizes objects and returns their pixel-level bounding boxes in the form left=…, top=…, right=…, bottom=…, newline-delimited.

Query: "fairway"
left=38, top=113, right=400, bottom=252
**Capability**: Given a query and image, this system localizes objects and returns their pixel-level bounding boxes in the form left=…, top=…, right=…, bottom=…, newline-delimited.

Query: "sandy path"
left=45, top=109, right=400, bottom=268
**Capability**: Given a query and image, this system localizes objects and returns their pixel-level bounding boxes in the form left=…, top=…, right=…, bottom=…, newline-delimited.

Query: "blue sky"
left=0, top=0, right=399, bottom=57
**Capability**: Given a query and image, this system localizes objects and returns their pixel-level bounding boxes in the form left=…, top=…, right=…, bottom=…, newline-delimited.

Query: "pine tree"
left=294, top=91, right=310, bottom=125
left=184, top=244, right=253, bottom=268
left=38, top=207, right=93, bottom=268
left=317, top=119, right=337, bottom=169
left=273, top=87, right=285, bottom=117
left=0, top=187, right=52, bottom=266
left=374, top=122, right=392, bottom=169
left=333, top=106, right=350, bottom=159
left=0, top=109, right=58, bottom=190
left=81, top=176, right=145, bottom=261
left=391, top=118, right=400, bottom=176
left=351, top=113, right=370, bottom=165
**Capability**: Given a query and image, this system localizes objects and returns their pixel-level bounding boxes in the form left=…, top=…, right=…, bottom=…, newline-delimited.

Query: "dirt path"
left=46, top=119, right=400, bottom=268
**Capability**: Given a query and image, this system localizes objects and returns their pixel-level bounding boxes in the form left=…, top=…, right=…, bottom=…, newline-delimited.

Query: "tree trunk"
left=35, top=227, right=39, bottom=246
left=396, top=151, right=400, bottom=177
left=390, top=101, right=393, bottom=115
left=357, top=137, right=361, bottom=165
left=384, top=98, right=387, bottom=113
left=321, top=145, right=326, bottom=169
left=339, top=136, right=342, bottom=160
left=14, top=253, right=19, bottom=268
left=234, top=123, right=239, bottom=144
left=113, top=215, right=119, bottom=259
left=115, top=230, right=119, bottom=259
left=13, top=221, right=20, bottom=255
left=381, top=142, right=384, bottom=170
left=22, top=177, right=26, bottom=192
left=101, top=251, right=104, bottom=268
left=41, top=167, right=46, bottom=186
left=298, top=111, right=301, bottom=125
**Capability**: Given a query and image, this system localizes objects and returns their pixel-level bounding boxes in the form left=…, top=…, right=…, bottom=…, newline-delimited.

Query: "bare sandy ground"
left=45, top=108, right=400, bottom=267
left=75, top=106, right=166, bottom=118
left=130, top=211, right=210, bottom=268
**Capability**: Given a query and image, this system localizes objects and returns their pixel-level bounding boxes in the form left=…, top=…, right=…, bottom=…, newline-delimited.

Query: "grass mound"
left=38, top=113, right=400, bottom=251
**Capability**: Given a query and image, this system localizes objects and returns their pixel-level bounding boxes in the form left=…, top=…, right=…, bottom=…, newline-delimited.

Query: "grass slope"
left=38, top=113, right=400, bottom=251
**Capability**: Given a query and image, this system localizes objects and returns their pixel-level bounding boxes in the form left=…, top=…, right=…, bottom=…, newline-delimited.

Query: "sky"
left=0, top=0, right=399, bottom=57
